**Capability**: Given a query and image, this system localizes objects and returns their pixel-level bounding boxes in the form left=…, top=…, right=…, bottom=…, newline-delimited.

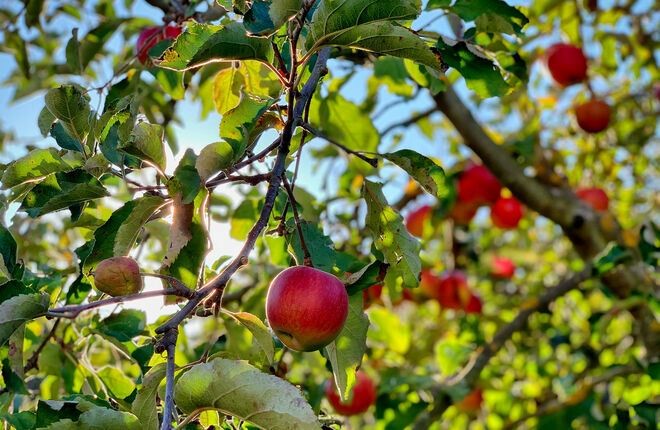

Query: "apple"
left=93, top=256, right=143, bottom=297
left=576, top=187, right=609, bottom=211
left=449, top=200, right=479, bottom=225
left=490, top=256, right=515, bottom=279
left=545, top=43, right=588, bottom=86
left=457, top=164, right=502, bottom=206
left=491, top=197, right=523, bottom=229
left=464, top=294, right=483, bottom=314
left=136, top=25, right=183, bottom=64
left=575, top=99, right=611, bottom=133
left=362, top=284, right=383, bottom=309
left=325, top=370, right=377, bottom=416
left=456, top=388, right=483, bottom=413
left=266, top=266, right=348, bottom=352
left=405, top=205, right=432, bottom=237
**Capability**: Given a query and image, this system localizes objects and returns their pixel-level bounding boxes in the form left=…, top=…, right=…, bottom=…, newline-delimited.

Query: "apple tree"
left=0, top=0, right=658, bottom=429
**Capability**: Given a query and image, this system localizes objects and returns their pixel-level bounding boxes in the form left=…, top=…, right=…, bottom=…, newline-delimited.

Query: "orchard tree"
left=0, top=0, right=658, bottom=429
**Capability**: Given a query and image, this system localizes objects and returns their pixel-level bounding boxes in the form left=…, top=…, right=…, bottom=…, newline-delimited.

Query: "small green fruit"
left=93, top=257, right=143, bottom=296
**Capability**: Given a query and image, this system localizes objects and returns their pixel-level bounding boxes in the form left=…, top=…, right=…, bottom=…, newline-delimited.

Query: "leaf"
left=213, top=66, right=244, bottom=115
left=344, top=260, right=386, bottom=296
left=168, top=149, right=201, bottom=204
left=287, top=220, right=337, bottom=272
left=38, top=106, right=56, bottom=137
left=149, top=68, right=185, bottom=101
left=119, top=122, right=167, bottom=173
left=44, top=85, right=93, bottom=144
left=132, top=363, right=167, bottom=430
left=0, top=294, right=49, bottom=346
left=222, top=310, right=275, bottom=365
left=313, top=21, right=441, bottom=70
left=78, top=20, right=124, bottom=70
left=220, top=92, right=274, bottom=161
left=159, top=21, right=274, bottom=71
left=244, top=0, right=303, bottom=36
left=20, top=169, right=108, bottom=218
left=97, top=309, right=147, bottom=342
left=383, top=149, right=449, bottom=199
left=84, top=196, right=167, bottom=272
left=1, top=148, right=81, bottom=189
left=25, top=0, right=45, bottom=27
left=362, top=180, right=421, bottom=287
left=98, top=367, right=136, bottom=399
left=324, top=293, right=369, bottom=401
left=435, top=40, right=510, bottom=98
left=42, top=403, right=141, bottom=429
left=174, top=358, right=320, bottom=430
left=452, top=0, right=528, bottom=35
left=592, top=243, right=632, bottom=276
left=306, top=0, right=421, bottom=50
left=65, top=28, right=82, bottom=74
left=308, top=93, right=379, bottom=152
left=195, top=141, right=235, bottom=181
left=50, top=122, right=84, bottom=152
left=230, top=198, right=262, bottom=240
left=0, top=224, right=17, bottom=278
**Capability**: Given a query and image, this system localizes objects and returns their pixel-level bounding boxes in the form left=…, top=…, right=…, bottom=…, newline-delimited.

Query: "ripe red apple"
left=405, top=205, right=432, bottom=237
left=457, top=163, right=502, bottom=206
left=325, top=370, right=377, bottom=416
left=93, top=256, right=143, bottom=297
left=490, top=257, right=515, bottom=279
left=136, top=25, right=183, bottom=64
left=266, top=266, right=348, bottom=352
left=449, top=200, right=479, bottom=225
left=362, top=284, right=383, bottom=309
left=576, top=187, right=609, bottom=211
left=464, top=294, right=483, bottom=314
left=545, top=43, right=588, bottom=86
left=575, top=99, right=611, bottom=133
left=456, top=388, right=484, bottom=413
left=491, top=197, right=523, bottom=229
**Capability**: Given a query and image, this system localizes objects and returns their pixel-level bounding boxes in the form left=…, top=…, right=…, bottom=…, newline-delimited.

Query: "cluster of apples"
left=406, top=163, right=525, bottom=232
left=420, top=269, right=482, bottom=313
left=545, top=43, right=611, bottom=133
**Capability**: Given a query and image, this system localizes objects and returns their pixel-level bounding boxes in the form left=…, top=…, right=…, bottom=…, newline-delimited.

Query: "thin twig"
left=282, top=176, right=312, bottom=266
left=379, top=106, right=437, bottom=136
left=157, top=328, right=179, bottom=430
left=24, top=319, right=61, bottom=373
left=299, top=121, right=379, bottom=167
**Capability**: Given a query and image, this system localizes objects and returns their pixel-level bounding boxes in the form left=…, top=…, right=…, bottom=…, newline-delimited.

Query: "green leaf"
left=20, top=170, right=108, bottom=218
left=306, top=0, right=421, bottom=50
left=313, top=21, right=441, bottom=70
left=98, top=366, right=136, bottom=399
left=44, top=85, right=93, bottom=144
left=230, top=198, right=262, bottom=240
left=195, top=141, right=235, bottom=181
left=43, top=403, right=140, bottom=429
left=222, top=310, right=275, bottom=365
left=213, top=66, right=244, bottom=115
left=168, top=149, right=201, bottom=204
left=324, top=293, right=369, bottom=401
left=435, top=40, right=510, bottom=98
left=452, top=0, right=528, bottom=35
left=0, top=294, right=49, bottom=346
left=159, top=21, right=274, bottom=71
left=174, top=358, right=320, bottom=429
left=84, top=196, right=167, bottom=272
left=309, top=93, right=379, bottom=152
left=65, top=28, right=82, bottom=74
left=1, top=148, right=81, bottom=189
left=244, top=0, right=303, bottom=36
left=78, top=20, right=124, bottom=70
left=97, top=309, right=147, bottom=342
left=345, top=260, right=386, bottom=296
left=362, top=180, right=421, bottom=287
left=0, top=225, right=18, bottom=278
left=50, top=122, right=84, bottom=152
left=25, top=0, right=45, bottom=27
left=220, top=92, right=274, bottom=161
left=38, top=106, right=56, bottom=137
left=132, top=363, right=167, bottom=430
left=383, top=149, right=449, bottom=199
left=5, top=31, right=30, bottom=78
left=120, top=122, right=167, bottom=173
left=287, top=220, right=337, bottom=272
left=592, top=243, right=632, bottom=276
left=149, top=68, right=185, bottom=100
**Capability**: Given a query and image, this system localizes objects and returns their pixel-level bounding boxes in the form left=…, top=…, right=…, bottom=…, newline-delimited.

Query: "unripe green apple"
left=325, top=370, right=377, bottom=416
left=93, top=256, right=143, bottom=296
left=266, top=266, right=348, bottom=352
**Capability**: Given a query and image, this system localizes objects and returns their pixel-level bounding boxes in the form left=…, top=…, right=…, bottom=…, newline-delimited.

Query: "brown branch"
left=282, top=176, right=312, bottom=266
left=156, top=328, right=178, bottom=430
left=379, top=106, right=438, bottom=136
left=23, top=319, right=61, bottom=373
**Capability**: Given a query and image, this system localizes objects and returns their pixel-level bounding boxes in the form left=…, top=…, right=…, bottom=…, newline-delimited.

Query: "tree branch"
left=379, top=106, right=437, bottom=137
left=299, top=121, right=379, bottom=167
left=157, top=328, right=178, bottom=430
left=282, top=176, right=312, bottom=266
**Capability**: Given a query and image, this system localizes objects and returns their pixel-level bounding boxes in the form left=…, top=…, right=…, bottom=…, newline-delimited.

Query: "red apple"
left=449, top=200, right=479, bottom=225
left=575, top=99, right=611, bottom=133
left=266, top=266, right=348, bottom=352
left=490, top=257, right=515, bottom=279
left=405, top=205, right=432, bottom=237
left=325, top=370, right=377, bottom=416
left=93, top=256, right=143, bottom=297
left=136, top=25, right=182, bottom=64
left=456, top=388, right=484, bottom=413
left=491, top=197, right=523, bottom=229
left=464, top=294, right=483, bottom=314
left=362, top=284, right=383, bottom=309
left=545, top=43, right=588, bottom=86
left=457, top=164, right=502, bottom=206
left=576, top=187, right=609, bottom=211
